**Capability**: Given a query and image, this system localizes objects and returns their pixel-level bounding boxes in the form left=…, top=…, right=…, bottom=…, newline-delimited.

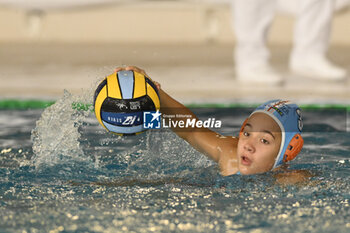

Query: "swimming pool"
left=0, top=93, right=349, bottom=232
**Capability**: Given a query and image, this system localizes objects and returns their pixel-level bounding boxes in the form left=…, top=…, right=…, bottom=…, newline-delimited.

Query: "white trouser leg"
left=291, top=0, right=334, bottom=62
left=290, top=0, right=347, bottom=80
left=232, top=0, right=277, bottom=69
left=231, top=0, right=282, bottom=84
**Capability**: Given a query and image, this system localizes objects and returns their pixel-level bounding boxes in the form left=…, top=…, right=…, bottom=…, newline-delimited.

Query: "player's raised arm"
left=158, top=88, right=226, bottom=163
left=116, top=66, right=226, bottom=163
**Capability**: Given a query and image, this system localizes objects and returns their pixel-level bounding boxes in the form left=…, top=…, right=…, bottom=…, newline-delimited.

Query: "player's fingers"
left=125, top=66, right=145, bottom=73
left=115, top=66, right=144, bottom=74
left=124, top=66, right=139, bottom=71
left=153, top=81, right=161, bottom=91
left=116, top=65, right=160, bottom=90
left=125, top=66, right=148, bottom=76
left=114, top=67, right=125, bottom=73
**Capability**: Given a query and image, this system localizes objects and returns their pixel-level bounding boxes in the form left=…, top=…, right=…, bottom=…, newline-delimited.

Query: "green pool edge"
left=0, top=99, right=56, bottom=110
left=0, top=99, right=349, bottom=111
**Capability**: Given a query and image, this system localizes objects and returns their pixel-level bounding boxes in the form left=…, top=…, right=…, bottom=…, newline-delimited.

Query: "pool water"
left=0, top=92, right=349, bottom=232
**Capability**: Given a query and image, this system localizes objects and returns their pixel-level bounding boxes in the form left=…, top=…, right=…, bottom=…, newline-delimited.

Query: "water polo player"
left=114, top=66, right=304, bottom=176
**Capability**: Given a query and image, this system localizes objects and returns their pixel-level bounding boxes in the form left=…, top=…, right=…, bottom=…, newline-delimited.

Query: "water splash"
left=28, top=73, right=213, bottom=178
left=31, top=89, right=93, bottom=169
left=123, top=129, right=214, bottom=179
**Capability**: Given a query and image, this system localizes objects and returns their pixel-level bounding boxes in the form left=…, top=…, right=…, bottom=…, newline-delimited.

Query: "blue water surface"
left=0, top=99, right=349, bottom=233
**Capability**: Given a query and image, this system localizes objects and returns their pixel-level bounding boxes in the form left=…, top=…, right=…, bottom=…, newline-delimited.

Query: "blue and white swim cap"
left=250, top=100, right=303, bottom=169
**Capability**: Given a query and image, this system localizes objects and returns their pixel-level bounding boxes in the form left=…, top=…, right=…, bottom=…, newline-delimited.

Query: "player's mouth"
left=241, top=155, right=252, bottom=166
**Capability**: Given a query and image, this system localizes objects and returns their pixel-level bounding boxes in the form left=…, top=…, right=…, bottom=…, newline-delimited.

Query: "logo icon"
left=143, top=110, right=161, bottom=129
left=130, top=101, right=141, bottom=110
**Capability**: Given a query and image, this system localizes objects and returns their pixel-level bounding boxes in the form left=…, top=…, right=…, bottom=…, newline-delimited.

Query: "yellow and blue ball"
left=94, top=70, right=160, bottom=135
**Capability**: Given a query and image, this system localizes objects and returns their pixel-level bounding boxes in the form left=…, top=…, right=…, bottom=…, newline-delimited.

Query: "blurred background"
left=0, top=0, right=349, bottom=103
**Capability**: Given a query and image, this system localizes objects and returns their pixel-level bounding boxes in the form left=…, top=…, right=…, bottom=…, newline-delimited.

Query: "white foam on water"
left=122, top=129, right=213, bottom=180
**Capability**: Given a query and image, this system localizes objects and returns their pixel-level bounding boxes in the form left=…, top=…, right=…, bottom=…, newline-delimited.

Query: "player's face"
left=237, top=113, right=282, bottom=175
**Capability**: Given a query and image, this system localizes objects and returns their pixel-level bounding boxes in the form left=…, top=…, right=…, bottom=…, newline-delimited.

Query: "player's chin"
left=238, top=165, right=267, bottom=175
left=238, top=165, right=255, bottom=175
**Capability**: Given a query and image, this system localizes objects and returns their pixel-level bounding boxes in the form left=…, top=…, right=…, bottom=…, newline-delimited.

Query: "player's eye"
left=261, top=138, right=269, bottom=145
left=243, top=131, right=249, bottom=137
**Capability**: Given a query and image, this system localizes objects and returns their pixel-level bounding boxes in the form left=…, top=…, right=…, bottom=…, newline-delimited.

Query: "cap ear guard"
left=239, top=118, right=249, bottom=135
left=283, top=133, right=304, bottom=162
